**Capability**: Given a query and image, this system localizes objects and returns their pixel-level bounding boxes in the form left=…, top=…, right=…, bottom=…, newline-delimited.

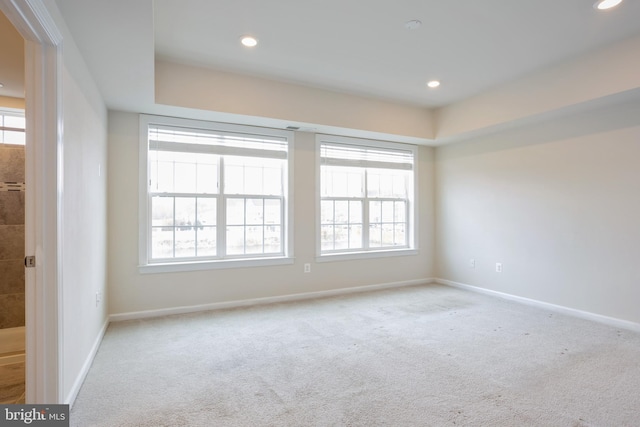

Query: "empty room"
left=1, top=0, right=639, bottom=426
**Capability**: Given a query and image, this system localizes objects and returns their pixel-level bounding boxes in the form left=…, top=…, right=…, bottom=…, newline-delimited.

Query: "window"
left=140, top=115, right=293, bottom=271
left=0, top=109, right=25, bottom=145
left=317, top=135, right=416, bottom=258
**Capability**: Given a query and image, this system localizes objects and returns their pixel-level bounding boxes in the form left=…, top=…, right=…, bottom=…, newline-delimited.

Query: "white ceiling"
left=53, top=0, right=640, bottom=111
left=152, top=0, right=640, bottom=107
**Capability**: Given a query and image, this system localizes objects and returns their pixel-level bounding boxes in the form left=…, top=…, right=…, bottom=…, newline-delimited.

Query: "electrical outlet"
left=496, top=263, right=503, bottom=273
left=304, top=263, right=311, bottom=273
left=469, top=258, right=475, bottom=268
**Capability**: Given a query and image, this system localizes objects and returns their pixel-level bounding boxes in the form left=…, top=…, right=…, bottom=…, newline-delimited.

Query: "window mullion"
left=172, top=196, right=176, bottom=258
left=333, top=199, right=337, bottom=251
left=194, top=194, right=199, bottom=257
left=347, top=201, right=351, bottom=249
left=405, top=199, right=410, bottom=247
left=194, top=160, right=200, bottom=257
left=218, top=156, right=226, bottom=258
left=262, top=198, right=266, bottom=253
left=242, top=198, right=247, bottom=255
left=280, top=195, right=285, bottom=255
left=147, top=187, right=153, bottom=263
left=363, top=170, right=369, bottom=250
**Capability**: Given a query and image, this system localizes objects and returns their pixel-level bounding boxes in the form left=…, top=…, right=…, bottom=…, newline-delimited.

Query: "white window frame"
left=316, top=134, right=418, bottom=262
left=139, top=115, right=294, bottom=273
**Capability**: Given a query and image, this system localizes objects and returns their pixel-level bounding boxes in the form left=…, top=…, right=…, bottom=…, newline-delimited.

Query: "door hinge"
left=25, top=256, right=36, bottom=268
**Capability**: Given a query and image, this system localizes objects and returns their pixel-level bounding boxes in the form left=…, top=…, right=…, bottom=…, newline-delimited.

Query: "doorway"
left=0, top=0, right=64, bottom=404
left=0, top=9, right=26, bottom=405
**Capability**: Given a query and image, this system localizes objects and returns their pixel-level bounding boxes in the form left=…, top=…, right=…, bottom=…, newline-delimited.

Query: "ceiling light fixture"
left=404, top=20, right=422, bottom=30
left=240, top=35, right=258, bottom=47
left=427, top=80, right=440, bottom=88
left=593, top=0, right=623, bottom=10
left=0, top=83, right=4, bottom=88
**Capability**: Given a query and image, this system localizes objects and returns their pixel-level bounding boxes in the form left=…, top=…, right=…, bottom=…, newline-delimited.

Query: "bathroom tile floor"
left=0, top=356, right=25, bottom=404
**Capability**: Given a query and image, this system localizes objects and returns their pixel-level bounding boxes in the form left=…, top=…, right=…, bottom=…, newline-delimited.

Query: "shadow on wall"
left=438, top=92, right=640, bottom=160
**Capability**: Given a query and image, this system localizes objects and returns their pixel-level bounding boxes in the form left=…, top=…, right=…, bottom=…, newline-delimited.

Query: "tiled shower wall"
left=0, top=146, right=25, bottom=330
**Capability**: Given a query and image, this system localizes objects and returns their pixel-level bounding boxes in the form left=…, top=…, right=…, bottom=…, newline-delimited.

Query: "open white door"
left=0, top=0, right=63, bottom=404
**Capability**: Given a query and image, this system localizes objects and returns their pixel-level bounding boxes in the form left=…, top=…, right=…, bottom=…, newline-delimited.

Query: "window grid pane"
left=320, top=199, right=364, bottom=252
left=225, top=196, right=283, bottom=257
left=150, top=195, right=220, bottom=259
left=367, top=199, right=407, bottom=248
left=151, top=227, right=174, bottom=259
left=321, top=225, right=335, bottom=251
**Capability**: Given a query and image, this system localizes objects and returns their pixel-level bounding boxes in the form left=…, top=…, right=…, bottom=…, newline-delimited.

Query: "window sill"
left=316, top=248, right=418, bottom=263
left=139, top=256, right=294, bottom=274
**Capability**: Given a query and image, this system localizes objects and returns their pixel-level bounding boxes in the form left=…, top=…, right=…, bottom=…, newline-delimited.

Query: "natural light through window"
left=317, top=136, right=416, bottom=258
left=140, top=116, right=293, bottom=271
left=0, top=109, right=25, bottom=146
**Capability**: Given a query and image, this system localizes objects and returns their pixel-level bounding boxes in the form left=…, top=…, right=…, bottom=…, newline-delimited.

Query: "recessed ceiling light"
left=240, top=36, right=258, bottom=47
left=0, top=83, right=4, bottom=88
left=594, top=0, right=623, bottom=10
left=404, top=20, right=422, bottom=30
left=427, top=80, right=440, bottom=89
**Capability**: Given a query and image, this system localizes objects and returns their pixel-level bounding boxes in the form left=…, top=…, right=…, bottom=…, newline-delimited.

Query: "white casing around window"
left=138, top=114, right=294, bottom=273
left=315, top=134, right=418, bottom=260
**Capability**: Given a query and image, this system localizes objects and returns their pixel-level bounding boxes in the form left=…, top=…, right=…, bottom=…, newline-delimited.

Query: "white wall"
left=107, top=110, right=434, bottom=316
left=435, top=96, right=640, bottom=324
left=46, top=3, right=109, bottom=403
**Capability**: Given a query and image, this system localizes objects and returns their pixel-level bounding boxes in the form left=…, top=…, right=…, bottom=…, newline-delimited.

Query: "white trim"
left=110, top=278, right=433, bottom=322
left=436, top=278, right=640, bottom=333
left=141, top=114, right=295, bottom=140
left=315, top=134, right=418, bottom=257
left=285, top=137, right=294, bottom=264
left=0, top=0, right=64, bottom=404
left=64, top=319, right=109, bottom=407
left=138, top=115, right=149, bottom=268
left=316, top=133, right=418, bottom=152
left=316, top=248, right=419, bottom=263
left=139, top=256, right=294, bottom=274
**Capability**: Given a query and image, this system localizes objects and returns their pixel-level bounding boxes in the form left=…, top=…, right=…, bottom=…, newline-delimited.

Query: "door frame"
left=0, top=0, right=63, bottom=403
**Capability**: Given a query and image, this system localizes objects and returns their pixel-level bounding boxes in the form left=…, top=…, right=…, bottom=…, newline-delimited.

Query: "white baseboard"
left=436, top=278, right=640, bottom=333
left=110, top=278, right=434, bottom=322
left=65, top=318, right=109, bottom=407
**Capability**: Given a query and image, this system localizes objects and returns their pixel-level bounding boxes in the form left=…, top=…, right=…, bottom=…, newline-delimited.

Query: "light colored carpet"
left=71, top=283, right=640, bottom=426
